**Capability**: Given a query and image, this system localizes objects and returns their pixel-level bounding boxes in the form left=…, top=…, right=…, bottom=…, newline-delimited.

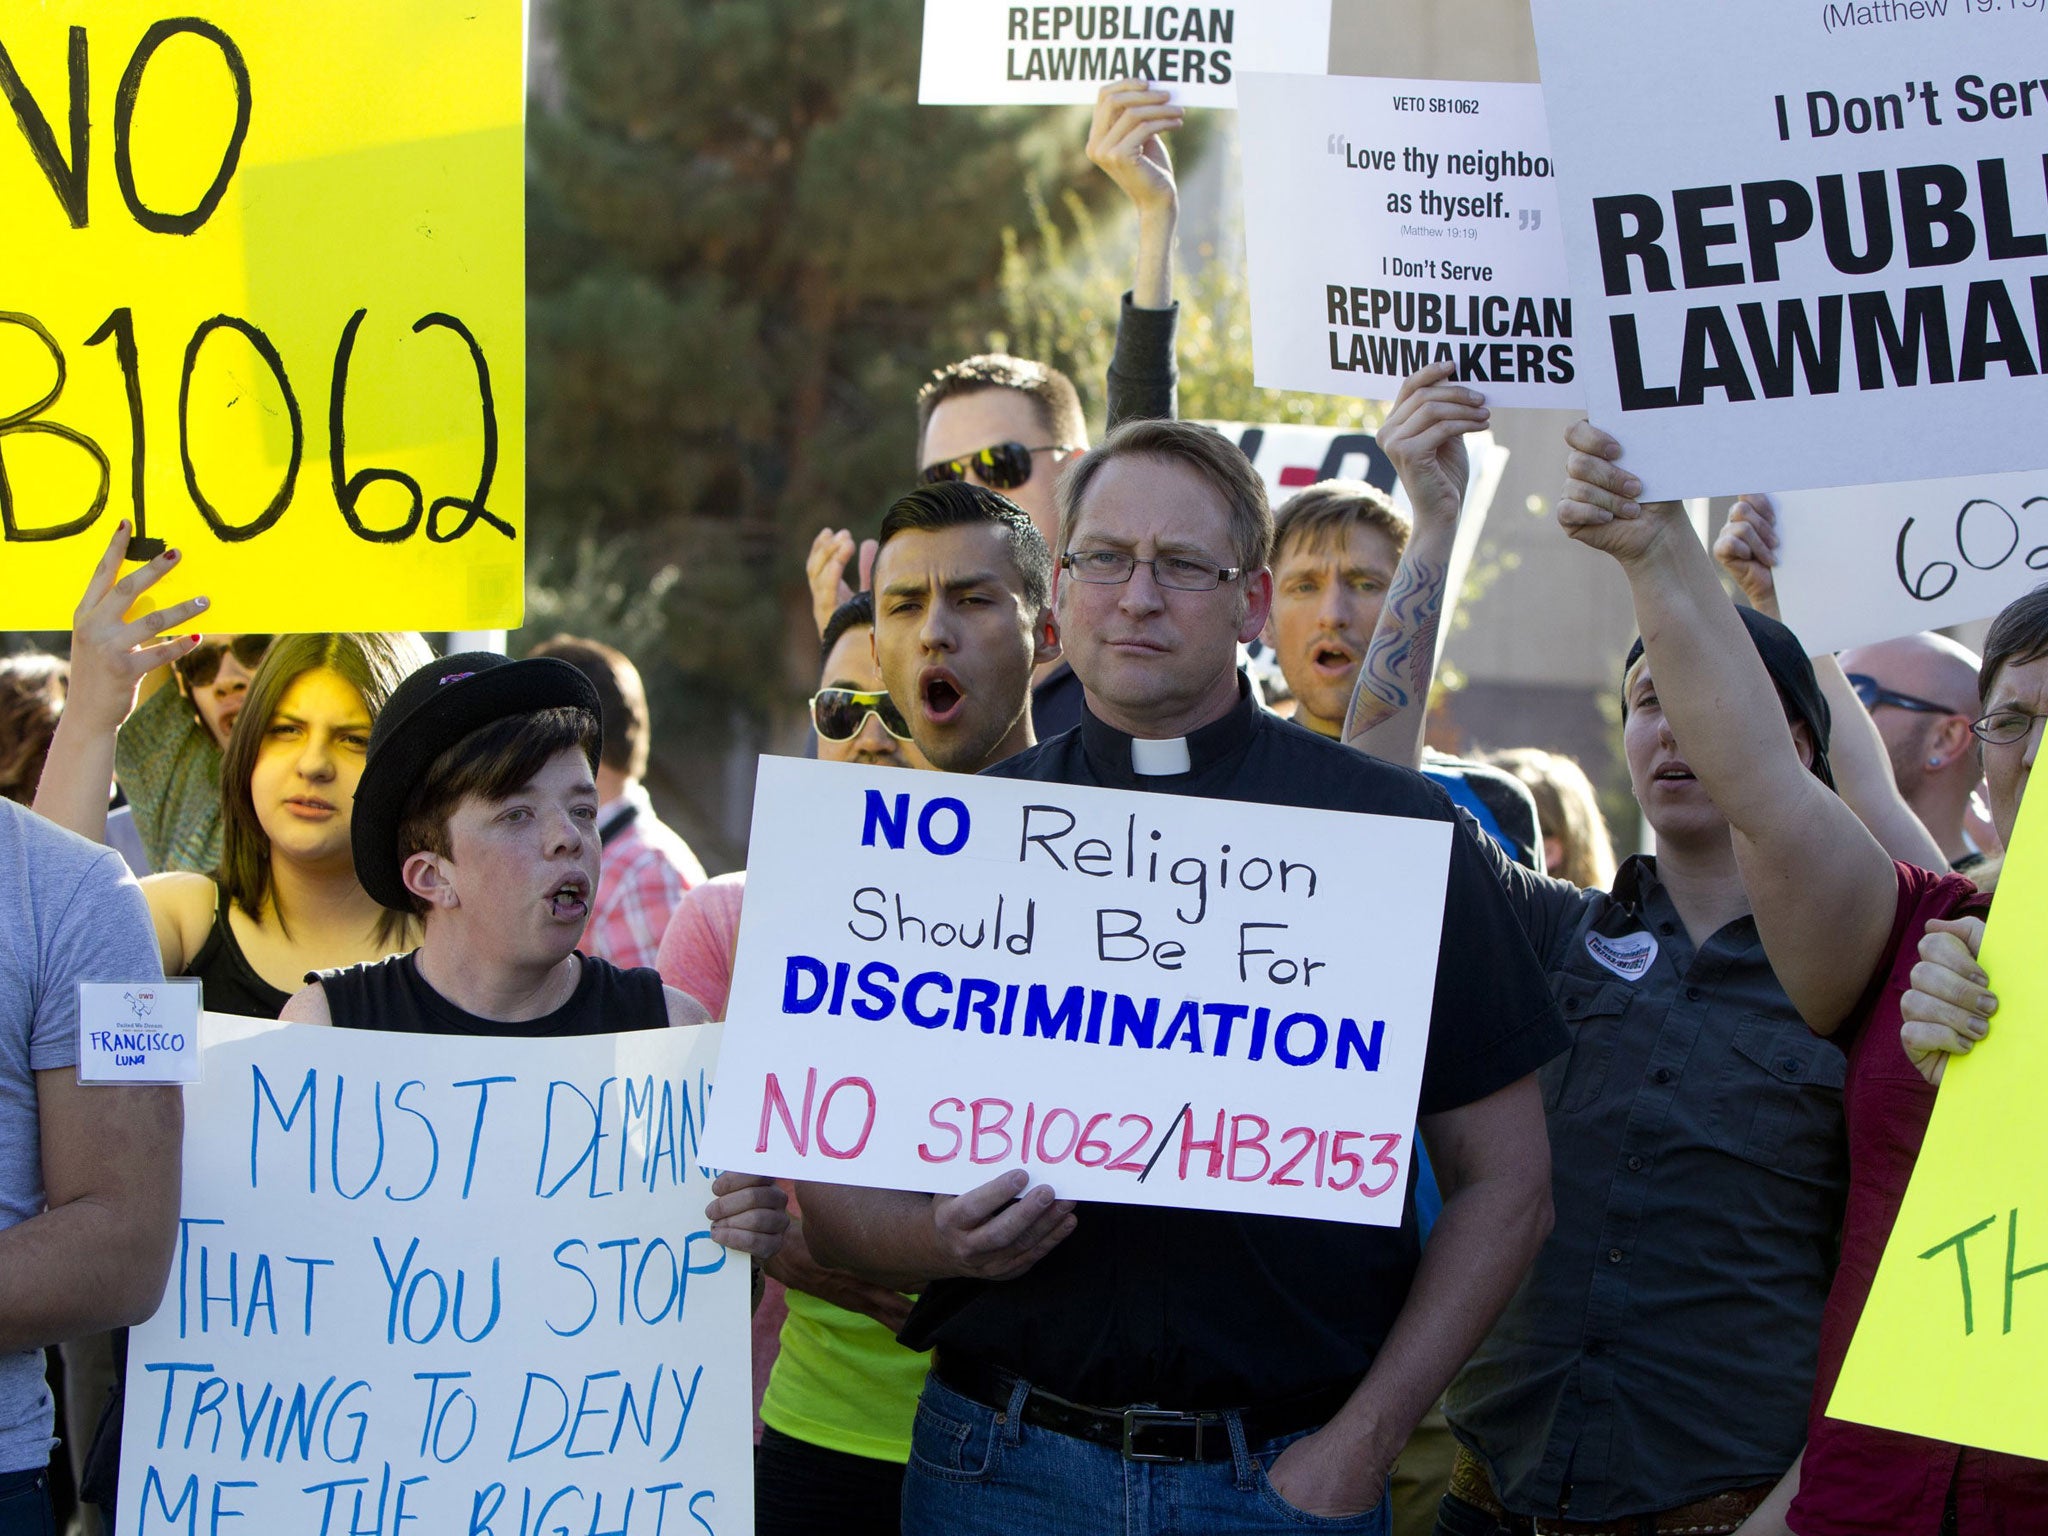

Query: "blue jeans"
left=902, top=1374, right=1393, bottom=1535
left=0, top=1468, right=53, bottom=1536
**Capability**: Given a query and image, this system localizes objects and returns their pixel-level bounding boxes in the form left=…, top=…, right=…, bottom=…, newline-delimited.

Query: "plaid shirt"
left=578, top=786, right=706, bottom=973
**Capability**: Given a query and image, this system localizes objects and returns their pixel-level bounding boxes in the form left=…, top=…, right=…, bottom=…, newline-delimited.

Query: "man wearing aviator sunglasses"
left=1839, top=632, right=1990, bottom=870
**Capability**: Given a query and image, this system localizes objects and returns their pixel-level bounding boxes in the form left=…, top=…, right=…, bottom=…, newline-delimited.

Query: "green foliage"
left=525, top=0, right=1103, bottom=729
left=984, top=184, right=1385, bottom=433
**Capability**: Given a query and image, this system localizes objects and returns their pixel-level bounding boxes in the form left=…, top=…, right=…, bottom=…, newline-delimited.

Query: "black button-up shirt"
left=899, top=686, right=1567, bottom=1407
left=1444, top=853, right=1848, bottom=1520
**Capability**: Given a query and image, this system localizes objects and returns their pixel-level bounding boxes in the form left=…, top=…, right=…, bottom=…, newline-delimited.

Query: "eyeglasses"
left=810, top=688, right=915, bottom=743
left=1845, top=673, right=1956, bottom=718
left=1060, top=550, right=1244, bottom=592
left=1969, top=707, right=2048, bottom=746
left=918, top=441, right=1077, bottom=492
left=176, top=634, right=271, bottom=689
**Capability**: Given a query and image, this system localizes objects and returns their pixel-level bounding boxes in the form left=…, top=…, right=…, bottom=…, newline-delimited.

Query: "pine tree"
left=524, top=0, right=1098, bottom=762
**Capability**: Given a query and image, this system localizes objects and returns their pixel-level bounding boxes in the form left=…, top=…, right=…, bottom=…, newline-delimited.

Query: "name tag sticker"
left=77, top=981, right=203, bottom=1085
left=1585, top=929, right=1657, bottom=982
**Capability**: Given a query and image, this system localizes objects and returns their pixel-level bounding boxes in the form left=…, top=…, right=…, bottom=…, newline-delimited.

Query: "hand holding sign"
left=1086, top=79, right=1183, bottom=221
left=1713, top=494, right=1785, bottom=619
left=1376, top=362, right=1488, bottom=529
left=1899, top=916, right=1995, bottom=1087
left=703, top=1171, right=793, bottom=1258
left=1556, top=420, right=1677, bottom=567
left=932, top=1169, right=1079, bottom=1282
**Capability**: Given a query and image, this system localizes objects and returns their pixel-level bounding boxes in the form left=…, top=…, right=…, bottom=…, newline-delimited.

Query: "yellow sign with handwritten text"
left=0, top=2, right=523, bottom=630
left=1832, top=787, right=2048, bottom=1459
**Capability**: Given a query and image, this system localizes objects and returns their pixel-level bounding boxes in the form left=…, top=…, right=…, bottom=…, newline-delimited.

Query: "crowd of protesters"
left=3, top=78, right=2042, bottom=1536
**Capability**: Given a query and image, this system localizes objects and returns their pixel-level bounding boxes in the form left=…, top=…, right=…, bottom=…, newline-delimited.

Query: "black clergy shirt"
left=897, top=683, right=1567, bottom=1408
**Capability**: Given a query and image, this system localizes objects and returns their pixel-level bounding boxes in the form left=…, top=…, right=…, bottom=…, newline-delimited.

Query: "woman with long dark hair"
left=36, top=532, right=432, bottom=1010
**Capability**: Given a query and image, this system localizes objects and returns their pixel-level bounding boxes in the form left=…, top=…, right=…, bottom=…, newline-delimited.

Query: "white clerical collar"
left=1130, top=736, right=1193, bottom=776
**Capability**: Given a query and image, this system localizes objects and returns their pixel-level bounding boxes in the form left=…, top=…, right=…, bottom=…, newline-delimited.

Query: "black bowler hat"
left=1623, top=606, right=1835, bottom=791
left=351, top=652, right=603, bottom=911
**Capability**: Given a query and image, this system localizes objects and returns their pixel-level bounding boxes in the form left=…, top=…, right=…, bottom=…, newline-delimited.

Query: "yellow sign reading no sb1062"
left=0, top=2, right=524, bottom=631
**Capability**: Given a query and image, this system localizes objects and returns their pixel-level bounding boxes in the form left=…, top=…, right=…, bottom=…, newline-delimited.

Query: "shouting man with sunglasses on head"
left=808, top=78, right=1187, bottom=740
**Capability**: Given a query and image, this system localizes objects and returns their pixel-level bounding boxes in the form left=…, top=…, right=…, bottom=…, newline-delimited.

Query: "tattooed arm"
left=1343, top=364, right=1489, bottom=768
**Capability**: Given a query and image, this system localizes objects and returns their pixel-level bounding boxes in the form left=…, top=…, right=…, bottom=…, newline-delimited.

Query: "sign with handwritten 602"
left=1772, top=470, right=2048, bottom=656
left=0, top=2, right=523, bottom=631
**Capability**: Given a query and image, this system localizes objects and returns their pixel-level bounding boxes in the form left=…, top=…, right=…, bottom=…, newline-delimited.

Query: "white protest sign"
left=1774, top=471, right=2048, bottom=655
left=1201, top=420, right=1510, bottom=643
left=77, top=980, right=201, bottom=1085
left=119, top=1016, right=751, bottom=1535
left=917, top=0, right=1332, bottom=107
left=1238, top=73, right=1578, bottom=408
left=703, top=759, right=1452, bottom=1224
left=1529, top=0, right=2048, bottom=499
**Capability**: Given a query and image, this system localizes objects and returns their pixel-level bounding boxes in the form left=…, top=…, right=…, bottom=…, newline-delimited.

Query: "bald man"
left=1836, top=632, right=1985, bottom=870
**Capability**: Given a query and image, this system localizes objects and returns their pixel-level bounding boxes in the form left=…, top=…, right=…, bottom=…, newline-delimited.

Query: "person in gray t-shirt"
left=0, top=800, right=182, bottom=1528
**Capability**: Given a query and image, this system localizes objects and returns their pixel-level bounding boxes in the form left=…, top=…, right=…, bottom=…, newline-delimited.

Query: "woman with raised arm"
left=35, top=528, right=432, bottom=1013
left=1557, top=423, right=2048, bottom=1534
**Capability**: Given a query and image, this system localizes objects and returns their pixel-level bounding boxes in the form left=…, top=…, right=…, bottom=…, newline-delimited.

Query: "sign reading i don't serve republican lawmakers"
left=1237, top=72, right=1578, bottom=408
left=0, top=1, right=524, bottom=632
left=703, top=759, right=1453, bottom=1225
left=1529, top=0, right=2048, bottom=499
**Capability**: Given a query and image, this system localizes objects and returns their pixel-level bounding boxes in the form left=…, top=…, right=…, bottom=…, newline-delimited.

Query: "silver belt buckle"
left=1121, top=1406, right=1200, bottom=1463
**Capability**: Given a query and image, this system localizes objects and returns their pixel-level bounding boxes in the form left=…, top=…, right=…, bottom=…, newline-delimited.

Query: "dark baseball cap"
left=1623, top=606, right=1835, bottom=791
left=350, top=652, right=602, bottom=911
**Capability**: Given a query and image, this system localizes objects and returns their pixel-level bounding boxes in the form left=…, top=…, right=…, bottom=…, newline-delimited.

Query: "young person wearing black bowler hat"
left=277, top=651, right=788, bottom=1259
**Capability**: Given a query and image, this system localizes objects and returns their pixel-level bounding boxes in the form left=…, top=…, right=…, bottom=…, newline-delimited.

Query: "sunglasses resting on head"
left=918, top=440, right=1078, bottom=493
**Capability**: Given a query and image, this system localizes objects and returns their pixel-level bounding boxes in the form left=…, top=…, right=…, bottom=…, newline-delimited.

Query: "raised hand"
left=1555, top=420, right=1683, bottom=564
left=1087, top=79, right=1183, bottom=220
left=1714, top=493, right=1782, bottom=618
left=807, top=526, right=878, bottom=638
left=66, top=520, right=209, bottom=733
left=1379, top=361, right=1486, bottom=530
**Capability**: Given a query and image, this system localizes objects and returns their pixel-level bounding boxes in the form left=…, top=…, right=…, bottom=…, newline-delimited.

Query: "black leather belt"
left=933, top=1353, right=1356, bottom=1464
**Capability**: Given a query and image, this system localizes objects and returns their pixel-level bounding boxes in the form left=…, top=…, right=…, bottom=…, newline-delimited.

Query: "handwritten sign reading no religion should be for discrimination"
left=0, top=2, right=524, bottom=630
left=704, top=759, right=1453, bottom=1226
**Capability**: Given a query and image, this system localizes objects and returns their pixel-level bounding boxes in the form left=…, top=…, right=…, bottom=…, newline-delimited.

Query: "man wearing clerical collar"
left=801, top=419, right=1567, bottom=1535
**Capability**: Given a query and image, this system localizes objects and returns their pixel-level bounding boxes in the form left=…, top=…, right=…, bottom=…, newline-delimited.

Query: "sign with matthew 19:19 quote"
left=702, top=759, right=1453, bottom=1225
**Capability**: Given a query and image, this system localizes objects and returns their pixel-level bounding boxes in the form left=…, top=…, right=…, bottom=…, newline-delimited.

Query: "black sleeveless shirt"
left=184, top=882, right=293, bottom=1018
left=314, top=950, right=668, bottom=1036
